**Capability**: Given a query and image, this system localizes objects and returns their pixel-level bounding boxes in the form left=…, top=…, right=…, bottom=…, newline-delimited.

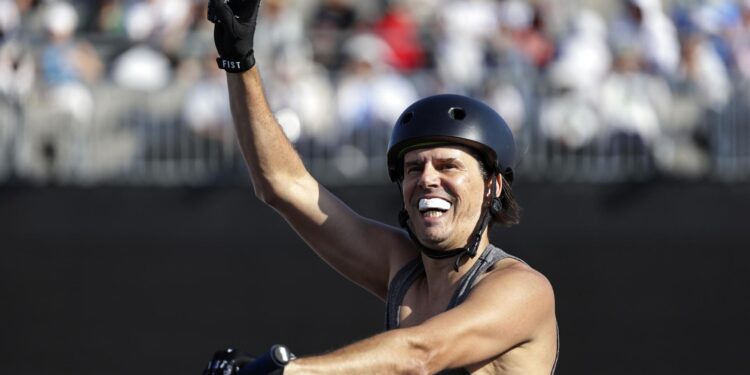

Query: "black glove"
left=202, top=348, right=254, bottom=375
left=203, top=345, right=294, bottom=375
left=207, top=0, right=262, bottom=73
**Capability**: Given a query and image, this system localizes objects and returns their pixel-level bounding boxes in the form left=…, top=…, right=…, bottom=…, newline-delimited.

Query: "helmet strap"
left=396, top=176, right=500, bottom=272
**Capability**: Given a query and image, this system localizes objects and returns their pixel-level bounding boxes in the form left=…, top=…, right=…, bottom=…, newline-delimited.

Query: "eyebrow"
left=404, top=157, right=461, bottom=167
left=404, top=160, right=424, bottom=168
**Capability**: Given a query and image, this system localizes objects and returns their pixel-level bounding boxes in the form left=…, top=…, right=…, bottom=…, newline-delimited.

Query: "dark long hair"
left=473, top=153, right=521, bottom=226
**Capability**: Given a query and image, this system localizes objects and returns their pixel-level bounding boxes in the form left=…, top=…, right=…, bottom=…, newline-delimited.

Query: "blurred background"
left=1, top=0, right=749, bottom=374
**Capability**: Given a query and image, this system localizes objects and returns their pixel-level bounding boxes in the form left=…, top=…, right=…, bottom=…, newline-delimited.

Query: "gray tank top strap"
left=447, top=244, right=519, bottom=309
left=385, top=256, right=424, bottom=330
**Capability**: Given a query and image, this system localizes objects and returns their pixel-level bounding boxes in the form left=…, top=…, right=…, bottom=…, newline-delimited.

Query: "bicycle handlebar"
left=237, top=345, right=295, bottom=375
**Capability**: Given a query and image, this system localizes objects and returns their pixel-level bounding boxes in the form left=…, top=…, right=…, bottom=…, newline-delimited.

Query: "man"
left=203, top=1, right=558, bottom=374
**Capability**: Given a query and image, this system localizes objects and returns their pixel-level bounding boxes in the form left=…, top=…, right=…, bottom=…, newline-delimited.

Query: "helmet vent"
left=448, top=107, right=466, bottom=120
left=401, top=112, right=414, bottom=124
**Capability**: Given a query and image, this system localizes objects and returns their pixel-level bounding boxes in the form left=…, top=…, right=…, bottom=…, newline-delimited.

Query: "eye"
left=441, top=163, right=459, bottom=171
left=405, top=165, right=423, bottom=175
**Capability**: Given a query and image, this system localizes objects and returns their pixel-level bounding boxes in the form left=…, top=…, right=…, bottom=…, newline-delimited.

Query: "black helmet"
left=387, top=94, right=516, bottom=183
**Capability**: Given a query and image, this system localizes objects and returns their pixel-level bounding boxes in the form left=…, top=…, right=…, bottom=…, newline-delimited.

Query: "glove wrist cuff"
left=216, top=53, right=255, bottom=73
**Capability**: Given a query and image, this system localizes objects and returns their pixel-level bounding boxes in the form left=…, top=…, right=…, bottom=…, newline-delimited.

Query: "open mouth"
left=418, top=198, right=452, bottom=218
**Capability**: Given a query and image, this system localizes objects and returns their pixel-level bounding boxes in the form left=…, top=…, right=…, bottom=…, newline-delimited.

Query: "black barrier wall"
left=1, top=183, right=749, bottom=374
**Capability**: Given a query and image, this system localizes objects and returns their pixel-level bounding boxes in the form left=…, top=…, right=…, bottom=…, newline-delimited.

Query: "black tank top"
left=384, top=244, right=558, bottom=374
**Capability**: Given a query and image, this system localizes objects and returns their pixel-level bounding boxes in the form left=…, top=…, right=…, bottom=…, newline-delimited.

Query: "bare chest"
left=396, top=282, right=454, bottom=329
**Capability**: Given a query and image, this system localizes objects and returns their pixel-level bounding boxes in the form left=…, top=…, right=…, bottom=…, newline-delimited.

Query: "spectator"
left=15, top=1, right=104, bottom=183
left=334, top=32, right=418, bottom=176
left=126, top=0, right=193, bottom=56
left=181, top=52, right=231, bottom=143
left=486, top=81, right=527, bottom=137
left=547, top=8, right=612, bottom=100
left=254, top=0, right=307, bottom=72
left=93, top=0, right=127, bottom=36
left=650, top=4, right=733, bottom=179
left=264, top=44, right=336, bottom=146
left=176, top=0, right=215, bottom=64
left=434, top=0, right=500, bottom=93
left=0, top=0, right=20, bottom=42
left=373, top=0, right=425, bottom=72
left=610, top=0, right=681, bottom=78
left=112, top=0, right=173, bottom=92
left=335, top=33, right=417, bottom=131
left=684, top=0, right=739, bottom=70
left=310, top=0, right=358, bottom=70
left=540, top=88, right=603, bottom=151
left=397, top=0, right=441, bottom=26
left=598, top=44, right=671, bottom=155
left=539, top=9, right=610, bottom=151
left=13, top=0, right=47, bottom=45
left=0, top=43, right=35, bottom=104
left=730, top=1, right=750, bottom=85
left=678, top=24, right=731, bottom=112
left=497, top=0, right=555, bottom=69
left=0, top=0, right=33, bottom=101
left=38, top=0, right=101, bottom=124
left=0, top=41, right=35, bottom=180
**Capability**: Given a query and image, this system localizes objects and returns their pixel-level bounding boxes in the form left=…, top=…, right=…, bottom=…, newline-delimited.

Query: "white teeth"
left=424, top=210, right=444, bottom=217
left=419, top=198, right=451, bottom=212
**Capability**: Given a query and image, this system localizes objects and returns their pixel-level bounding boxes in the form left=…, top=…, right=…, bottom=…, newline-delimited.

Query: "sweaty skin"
left=226, top=68, right=557, bottom=374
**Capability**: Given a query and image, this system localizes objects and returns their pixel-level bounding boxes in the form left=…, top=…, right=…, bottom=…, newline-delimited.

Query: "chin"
left=418, top=232, right=450, bottom=248
left=412, top=221, right=458, bottom=248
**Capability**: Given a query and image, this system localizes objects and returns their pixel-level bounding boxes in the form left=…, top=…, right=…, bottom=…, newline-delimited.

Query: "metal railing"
left=1, top=81, right=749, bottom=187
left=713, top=91, right=750, bottom=182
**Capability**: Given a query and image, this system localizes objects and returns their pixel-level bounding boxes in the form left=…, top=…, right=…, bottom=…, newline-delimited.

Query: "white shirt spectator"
left=435, top=0, right=500, bottom=92
left=335, top=33, right=418, bottom=133
left=548, top=9, right=612, bottom=100
left=611, top=0, right=680, bottom=77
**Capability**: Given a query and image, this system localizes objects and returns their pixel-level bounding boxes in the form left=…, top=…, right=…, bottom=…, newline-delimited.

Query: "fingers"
left=205, top=348, right=233, bottom=375
left=208, top=0, right=235, bottom=25
left=234, top=0, right=262, bottom=20
left=210, top=0, right=249, bottom=40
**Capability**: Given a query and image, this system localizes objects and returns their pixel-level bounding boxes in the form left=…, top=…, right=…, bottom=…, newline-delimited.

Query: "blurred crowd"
left=1, top=0, right=749, bottom=183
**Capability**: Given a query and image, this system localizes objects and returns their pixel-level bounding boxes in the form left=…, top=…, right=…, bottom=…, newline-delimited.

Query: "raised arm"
left=209, top=0, right=415, bottom=298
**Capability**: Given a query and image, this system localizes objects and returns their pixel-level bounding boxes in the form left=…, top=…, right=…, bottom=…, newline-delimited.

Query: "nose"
left=418, top=163, right=440, bottom=189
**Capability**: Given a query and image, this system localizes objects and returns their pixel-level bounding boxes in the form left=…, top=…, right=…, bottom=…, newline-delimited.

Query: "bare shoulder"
left=487, top=256, right=552, bottom=287
left=472, top=257, right=556, bottom=316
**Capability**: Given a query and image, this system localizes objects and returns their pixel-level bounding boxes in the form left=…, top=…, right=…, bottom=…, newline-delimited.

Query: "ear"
left=485, top=173, right=503, bottom=198
left=488, top=173, right=504, bottom=216
left=494, top=174, right=503, bottom=198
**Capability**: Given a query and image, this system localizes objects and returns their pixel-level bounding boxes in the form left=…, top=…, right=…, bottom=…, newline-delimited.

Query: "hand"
left=238, top=345, right=294, bottom=375
left=207, top=0, right=262, bottom=72
left=203, top=345, right=294, bottom=375
left=202, top=348, right=254, bottom=375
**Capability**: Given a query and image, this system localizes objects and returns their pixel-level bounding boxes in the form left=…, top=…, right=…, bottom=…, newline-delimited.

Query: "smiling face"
left=401, top=145, right=491, bottom=250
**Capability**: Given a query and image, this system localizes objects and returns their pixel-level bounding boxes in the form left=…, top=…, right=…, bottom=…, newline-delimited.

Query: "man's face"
left=401, top=145, right=489, bottom=250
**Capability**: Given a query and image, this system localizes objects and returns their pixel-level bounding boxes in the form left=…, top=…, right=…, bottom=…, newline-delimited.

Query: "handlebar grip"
left=237, top=345, right=295, bottom=375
